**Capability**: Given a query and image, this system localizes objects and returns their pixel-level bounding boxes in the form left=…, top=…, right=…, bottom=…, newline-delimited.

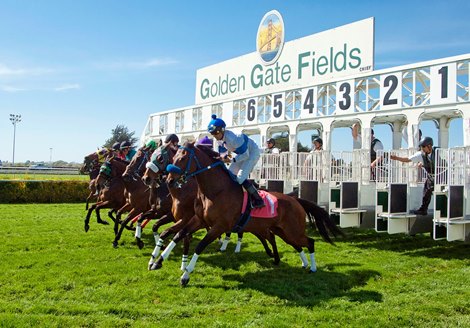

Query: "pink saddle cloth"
left=242, top=190, right=278, bottom=218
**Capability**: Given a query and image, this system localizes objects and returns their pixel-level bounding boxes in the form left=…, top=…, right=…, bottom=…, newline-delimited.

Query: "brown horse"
left=122, top=146, right=176, bottom=251
left=80, top=148, right=111, bottom=210
left=155, top=142, right=343, bottom=286
left=142, top=143, right=277, bottom=271
left=84, top=157, right=128, bottom=232
left=97, top=156, right=155, bottom=248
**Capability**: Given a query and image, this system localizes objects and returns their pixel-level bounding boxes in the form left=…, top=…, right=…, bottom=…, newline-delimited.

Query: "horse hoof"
left=98, top=220, right=109, bottom=225
left=150, top=260, right=162, bottom=271
left=273, top=259, right=280, bottom=266
left=112, top=241, right=118, bottom=248
left=84, top=225, right=90, bottom=233
left=309, top=269, right=317, bottom=273
left=137, top=240, right=144, bottom=250
left=180, top=277, right=190, bottom=287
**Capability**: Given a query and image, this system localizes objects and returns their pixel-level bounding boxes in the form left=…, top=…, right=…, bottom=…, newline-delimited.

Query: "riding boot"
left=242, top=180, right=265, bottom=209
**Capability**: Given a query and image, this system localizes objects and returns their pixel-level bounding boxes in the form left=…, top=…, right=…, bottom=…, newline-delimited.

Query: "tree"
left=103, top=124, right=139, bottom=149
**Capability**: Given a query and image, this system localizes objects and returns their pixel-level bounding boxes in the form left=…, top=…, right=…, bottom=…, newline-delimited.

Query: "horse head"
left=122, top=146, right=152, bottom=182
left=166, top=141, right=221, bottom=189
left=96, top=155, right=127, bottom=188
left=142, top=143, right=177, bottom=187
left=81, top=148, right=111, bottom=177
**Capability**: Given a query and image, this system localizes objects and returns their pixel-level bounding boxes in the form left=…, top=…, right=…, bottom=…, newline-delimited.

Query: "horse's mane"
left=194, top=144, right=221, bottom=162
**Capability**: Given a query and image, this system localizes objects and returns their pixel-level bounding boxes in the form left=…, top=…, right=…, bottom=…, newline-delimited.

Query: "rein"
left=167, top=146, right=225, bottom=185
left=130, top=149, right=150, bottom=179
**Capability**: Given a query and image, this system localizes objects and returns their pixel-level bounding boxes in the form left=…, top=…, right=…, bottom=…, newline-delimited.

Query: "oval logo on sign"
left=257, top=10, right=285, bottom=66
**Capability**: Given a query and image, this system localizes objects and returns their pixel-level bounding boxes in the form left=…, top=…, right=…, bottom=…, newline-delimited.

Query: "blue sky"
left=0, top=0, right=469, bottom=163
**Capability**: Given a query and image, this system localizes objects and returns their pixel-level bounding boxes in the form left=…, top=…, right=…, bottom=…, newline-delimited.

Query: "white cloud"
left=0, top=85, right=27, bottom=92
left=95, top=57, right=178, bottom=70
left=0, top=64, right=55, bottom=77
left=54, top=83, right=81, bottom=91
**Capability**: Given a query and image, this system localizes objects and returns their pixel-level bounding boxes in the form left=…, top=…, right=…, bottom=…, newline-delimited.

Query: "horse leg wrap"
left=180, top=255, right=189, bottom=271
left=299, top=251, right=309, bottom=268
left=134, top=223, right=142, bottom=239
left=153, top=233, right=160, bottom=245
left=309, top=252, right=317, bottom=272
left=151, top=239, right=164, bottom=258
left=185, top=254, right=199, bottom=273
left=131, top=213, right=142, bottom=224
left=141, top=218, right=151, bottom=228
left=161, top=241, right=176, bottom=260
left=234, top=237, right=242, bottom=253
left=219, top=236, right=230, bottom=251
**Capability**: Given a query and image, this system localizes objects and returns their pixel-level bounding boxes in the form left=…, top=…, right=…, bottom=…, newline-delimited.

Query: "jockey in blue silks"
left=207, top=114, right=264, bottom=208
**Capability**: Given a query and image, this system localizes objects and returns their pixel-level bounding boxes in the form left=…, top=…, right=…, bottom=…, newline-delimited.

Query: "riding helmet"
left=146, top=140, right=157, bottom=150
left=266, top=138, right=275, bottom=146
left=196, top=136, right=213, bottom=147
left=120, top=140, right=131, bottom=150
left=165, top=134, right=179, bottom=144
left=419, top=136, right=433, bottom=147
left=207, top=114, right=226, bottom=134
left=112, top=142, right=121, bottom=151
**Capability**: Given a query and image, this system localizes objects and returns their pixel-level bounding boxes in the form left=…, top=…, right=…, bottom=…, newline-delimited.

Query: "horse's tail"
left=294, top=197, right=345, bottom=244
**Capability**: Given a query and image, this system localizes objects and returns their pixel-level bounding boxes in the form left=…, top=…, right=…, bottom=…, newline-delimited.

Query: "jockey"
left=120, top=141, right=137, bottom=161
left=196, top=136, right=214, bottom=149
left=165, top=134, right=180, bottom=151
left=208, top=114, right=264, bottom=208
left=145, top=139, right=158, bottom=152
left=112, top=142, right=121, bottom=153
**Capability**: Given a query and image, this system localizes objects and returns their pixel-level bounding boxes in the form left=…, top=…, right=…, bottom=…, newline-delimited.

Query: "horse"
left=97, top=156, right=153, bottom=248
left=122, top=146, right=176, bottom=250
left=142, top=143, right=277, bottom=271
left=154, top=141, right=343, bottom=286
left=80, top=148, right=111, bottom=210
left=84, top=156, right=128, bottom=232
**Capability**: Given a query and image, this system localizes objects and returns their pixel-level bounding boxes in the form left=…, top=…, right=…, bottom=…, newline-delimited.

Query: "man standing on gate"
left=390, top=137, right=436, bottom=215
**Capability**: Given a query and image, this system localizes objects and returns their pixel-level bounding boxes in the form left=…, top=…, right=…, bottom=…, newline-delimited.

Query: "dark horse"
left=84, top=156, right=128, bottom=232
left=80, top=148, right=111, bottom=210
left=122, top=146, right=176, bottom=252
left=97, top=156, right=153, bottom=248
left=154, top=142, right=343, bottom=286
left=142, top=143, right=276, bottom=271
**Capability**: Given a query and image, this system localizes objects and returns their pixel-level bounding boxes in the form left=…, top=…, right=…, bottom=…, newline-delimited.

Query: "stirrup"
left=251, top=199, right=265, bottom=209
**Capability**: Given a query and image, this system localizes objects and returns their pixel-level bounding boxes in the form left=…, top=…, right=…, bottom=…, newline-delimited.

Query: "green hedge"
left=0, top=180, right=89, bottom=203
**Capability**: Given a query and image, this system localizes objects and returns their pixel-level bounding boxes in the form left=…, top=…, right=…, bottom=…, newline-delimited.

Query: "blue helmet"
left=207, top=114, right=226, bottom=134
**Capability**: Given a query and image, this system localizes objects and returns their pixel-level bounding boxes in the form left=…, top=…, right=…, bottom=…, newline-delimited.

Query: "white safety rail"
left=290, top=151, right=330, bottom=184
left=433, top=147, right=469, bottom=241
left=258, top=153, right=290, bottom=181
left=375, top=149, right=412, bottom=186
left=329, top=151, right=362, bottom=183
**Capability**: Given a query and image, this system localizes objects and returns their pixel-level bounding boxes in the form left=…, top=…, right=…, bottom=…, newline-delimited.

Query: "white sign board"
left=195, top=17, right=375, bottom=105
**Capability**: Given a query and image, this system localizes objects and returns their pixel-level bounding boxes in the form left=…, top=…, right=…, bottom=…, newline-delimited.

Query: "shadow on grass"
left=325, top=228, right=470, bottom=260
left=221, top=266, right=382, bottom=307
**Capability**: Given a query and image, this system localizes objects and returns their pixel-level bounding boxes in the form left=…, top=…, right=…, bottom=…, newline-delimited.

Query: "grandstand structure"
left=141, top=15, right=470, bottom=241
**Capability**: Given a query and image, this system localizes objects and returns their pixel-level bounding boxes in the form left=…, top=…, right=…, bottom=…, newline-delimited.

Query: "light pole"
left=49, top=148, right=53, bottom=167
left=9, top=114, right=21, bottom=165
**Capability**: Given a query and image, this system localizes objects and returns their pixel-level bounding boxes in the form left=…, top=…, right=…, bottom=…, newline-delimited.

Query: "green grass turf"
left=0, top=203, right=468, bottom=327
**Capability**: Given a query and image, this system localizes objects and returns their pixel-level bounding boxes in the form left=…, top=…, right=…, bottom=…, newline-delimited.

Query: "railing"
left=0, top=166, right=80, bottom=175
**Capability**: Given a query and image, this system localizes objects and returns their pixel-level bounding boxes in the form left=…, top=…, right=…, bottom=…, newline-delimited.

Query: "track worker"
left=264, top=138, right=280, bottom=154
left=390, top=136, right=436, bottom=215
left=207, top=114, right=265, bottom=208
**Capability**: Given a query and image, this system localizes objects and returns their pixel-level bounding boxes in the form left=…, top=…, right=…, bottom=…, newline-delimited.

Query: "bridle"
left=166, top=146, right=224, bottom=188
left=126, top=148, right=150, bottom=180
